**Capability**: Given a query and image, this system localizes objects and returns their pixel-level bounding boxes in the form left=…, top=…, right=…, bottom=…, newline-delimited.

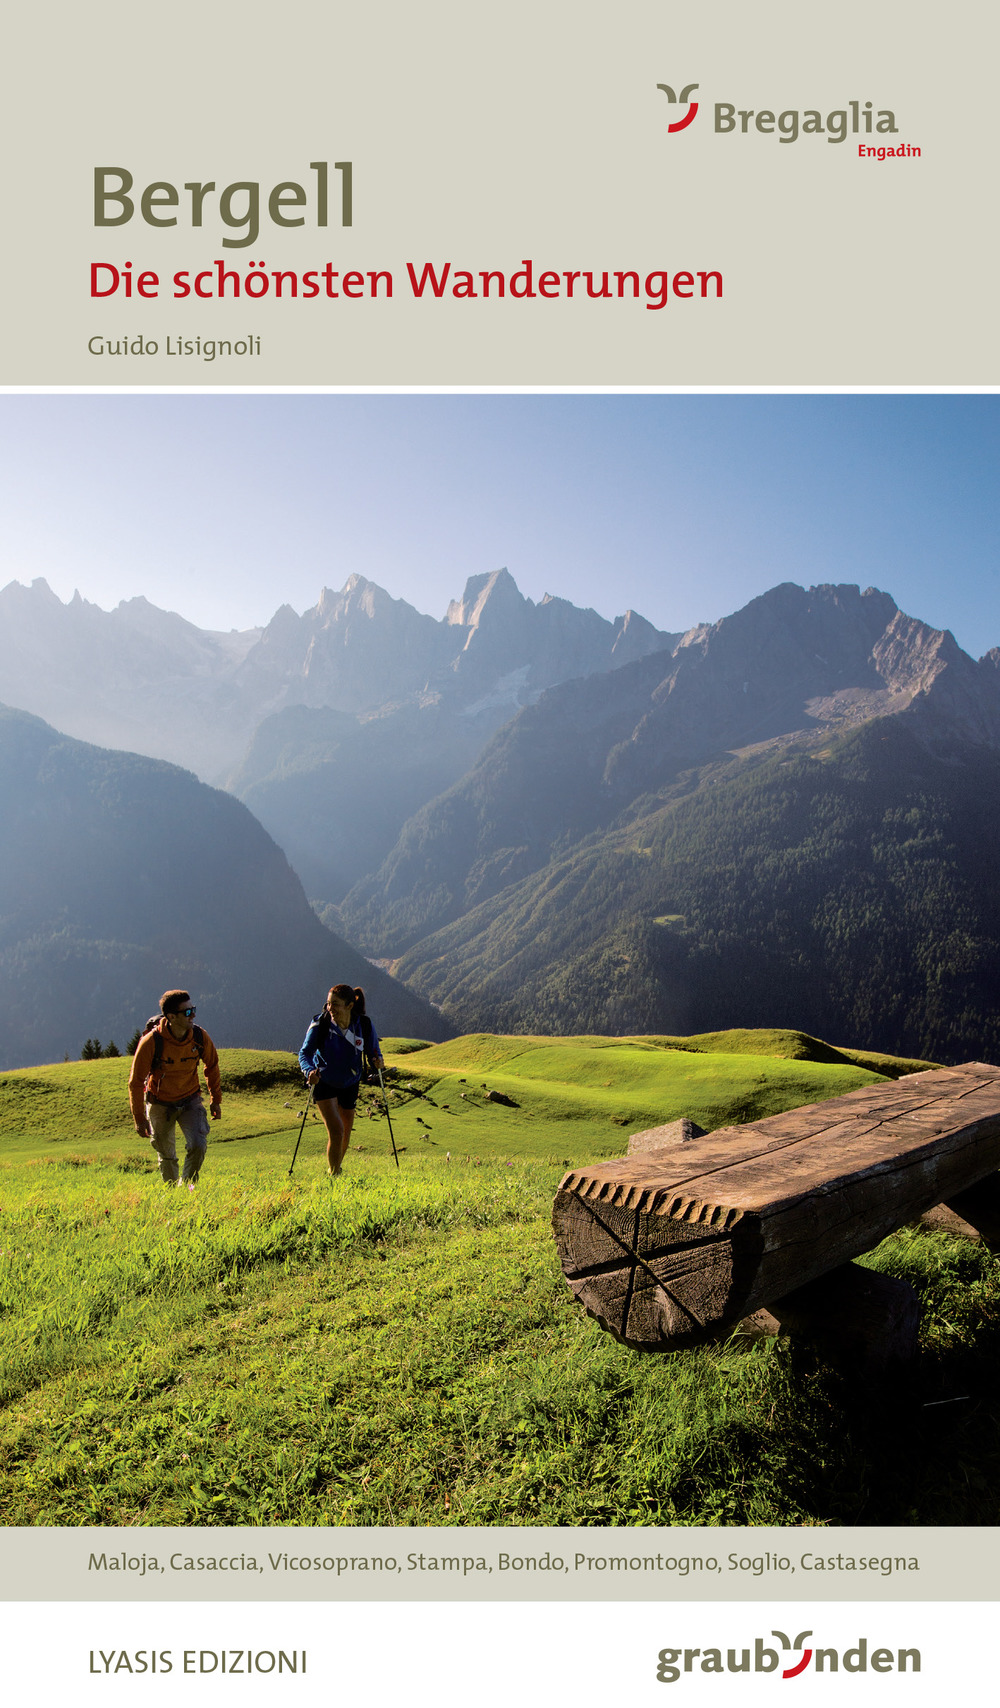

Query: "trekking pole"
left=377, top=1067, right=400, bottom=1169
left=288, top=1088, right=314, bottom=1176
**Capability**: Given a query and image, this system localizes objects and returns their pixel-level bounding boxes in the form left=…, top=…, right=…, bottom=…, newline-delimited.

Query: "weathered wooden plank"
left=552, top=1062, right=1000, bottom=1350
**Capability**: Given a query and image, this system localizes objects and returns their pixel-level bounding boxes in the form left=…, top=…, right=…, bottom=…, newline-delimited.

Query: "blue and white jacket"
left=298, top=1012, right=379, bottom=1088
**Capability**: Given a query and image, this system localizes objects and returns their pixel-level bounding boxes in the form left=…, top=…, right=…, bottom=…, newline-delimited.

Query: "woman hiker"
left=297, top=984, right=385, bottom=1175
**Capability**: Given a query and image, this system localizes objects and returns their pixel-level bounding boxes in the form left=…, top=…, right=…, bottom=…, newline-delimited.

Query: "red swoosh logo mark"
left=782, top=1651, right=813, bottom=1679
left=667, top=102, right=698, bottom=133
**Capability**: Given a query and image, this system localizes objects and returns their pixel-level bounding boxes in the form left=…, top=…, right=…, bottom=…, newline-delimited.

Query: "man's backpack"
left=138, top=1014, right=205, bottom=1079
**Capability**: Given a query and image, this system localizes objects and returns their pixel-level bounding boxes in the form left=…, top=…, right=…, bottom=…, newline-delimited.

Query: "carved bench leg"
left=736, top=1262, right=920, bottom=1371
left=920, top=1173, right=1000, bottom=1249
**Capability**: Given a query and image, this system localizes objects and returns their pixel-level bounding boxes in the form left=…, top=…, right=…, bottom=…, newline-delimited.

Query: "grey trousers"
left=147, top=1094, right=209, bottom=1184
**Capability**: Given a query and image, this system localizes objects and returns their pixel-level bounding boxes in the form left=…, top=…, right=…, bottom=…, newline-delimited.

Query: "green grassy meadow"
left=3, top=1029, right=1000, bottom=1528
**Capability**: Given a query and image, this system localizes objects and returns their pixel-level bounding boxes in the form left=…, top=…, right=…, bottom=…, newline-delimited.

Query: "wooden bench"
left=552, top=1062, right=1000, bottom=1365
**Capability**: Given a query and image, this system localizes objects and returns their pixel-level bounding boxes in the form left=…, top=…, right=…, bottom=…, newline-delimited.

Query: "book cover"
left=1, top=1, right=996, bottom=1700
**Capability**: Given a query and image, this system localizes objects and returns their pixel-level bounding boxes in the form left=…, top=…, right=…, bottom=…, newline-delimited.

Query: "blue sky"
left=0, top=393, right=996, bottom=654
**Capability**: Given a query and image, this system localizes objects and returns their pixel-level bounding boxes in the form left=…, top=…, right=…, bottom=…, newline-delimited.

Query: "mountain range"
left=0, top=567, right=671, bottom=773
left=0, top=568, right=673, bottom=898
left=2, top=571, right=999, bottom=1068
left=341, top=581, right=1000, bottom=948
left=334, top=580, right=1000, bottom=1063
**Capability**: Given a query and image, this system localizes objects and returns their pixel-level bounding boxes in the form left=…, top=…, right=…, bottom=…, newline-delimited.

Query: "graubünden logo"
left=656, top=1630, right=921, bottom=1683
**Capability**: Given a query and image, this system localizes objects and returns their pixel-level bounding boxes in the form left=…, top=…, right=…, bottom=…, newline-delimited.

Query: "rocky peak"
left=872, top=610, right=963, bottom=693
left=610, top=608, right=676, bottom=664
left=600, top=581, right=999, bottom=796
left=257, top=603, right=304, bottom=646
left=0, top=576, right=62, bottom=607
left=446, top=567, right=528, bottom=634
left=314, top=575, right=387, bottom=623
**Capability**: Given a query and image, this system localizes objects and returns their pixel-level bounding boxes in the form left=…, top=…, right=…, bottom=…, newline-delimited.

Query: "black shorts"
left=313, top=1078, right=360, bottom=1110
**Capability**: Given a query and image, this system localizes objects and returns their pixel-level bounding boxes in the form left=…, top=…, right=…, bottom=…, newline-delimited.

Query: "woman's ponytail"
left=327, top=982, right=366, bottom=1023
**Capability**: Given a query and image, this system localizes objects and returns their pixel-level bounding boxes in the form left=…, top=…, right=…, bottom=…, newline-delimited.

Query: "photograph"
left=2, top=390, right=999, bottom=1533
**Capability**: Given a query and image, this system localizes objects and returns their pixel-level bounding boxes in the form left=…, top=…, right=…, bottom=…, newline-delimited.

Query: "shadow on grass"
left=674, top=1316, right=1000, bottom=1528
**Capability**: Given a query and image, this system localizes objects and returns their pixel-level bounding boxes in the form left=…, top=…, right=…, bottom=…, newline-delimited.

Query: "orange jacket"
left=128, top=1018, right=221, bottom=1125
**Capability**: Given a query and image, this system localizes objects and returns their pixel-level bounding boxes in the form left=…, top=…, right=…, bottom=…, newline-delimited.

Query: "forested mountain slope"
left=338, top=583, right=1000, bottom=1062
left=389, top=720, right=1000, bottom=1063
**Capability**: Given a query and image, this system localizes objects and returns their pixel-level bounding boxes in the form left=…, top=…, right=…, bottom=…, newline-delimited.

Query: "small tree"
left=80, top=1038, right=101, bottom=1060
left=126, top=1028, right=142, bottom=1054
left=104, top=1040, right=121, bottom=1058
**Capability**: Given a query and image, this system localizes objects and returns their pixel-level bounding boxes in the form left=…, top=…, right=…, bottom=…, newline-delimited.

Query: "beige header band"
left=3, top=0, right=996, bottom=385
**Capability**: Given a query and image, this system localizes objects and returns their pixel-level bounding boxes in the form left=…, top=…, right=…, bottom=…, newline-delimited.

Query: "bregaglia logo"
left=656, top=1629, right=922, bottom=1683
left=656, top=82, right=699, bottom=132
left=657, top=80, right=902, bottom=145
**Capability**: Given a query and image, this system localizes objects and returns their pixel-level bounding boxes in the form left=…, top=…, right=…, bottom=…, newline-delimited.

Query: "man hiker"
left=128, top=989, right=222, bottom=1189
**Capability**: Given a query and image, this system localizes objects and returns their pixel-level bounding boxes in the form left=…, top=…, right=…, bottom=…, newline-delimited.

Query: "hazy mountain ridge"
left=0, top=568, right=674, bottom=787
left=0, top=567, right=678, bottom=1062
left=224, top=699, right=491, bottom=898
left=0, top=578, right=263, bottom=778
left=0, top=705, right=450, bottom=1069
left=220, top=568, right=677, bottom=897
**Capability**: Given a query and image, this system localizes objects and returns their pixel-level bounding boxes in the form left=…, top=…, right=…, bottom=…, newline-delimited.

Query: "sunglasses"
left=176, top=1006, right=196, bottom=1018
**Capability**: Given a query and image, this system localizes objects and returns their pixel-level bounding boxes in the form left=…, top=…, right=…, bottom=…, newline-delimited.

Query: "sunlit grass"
left=2, top=1032, right=997, bottom=1527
